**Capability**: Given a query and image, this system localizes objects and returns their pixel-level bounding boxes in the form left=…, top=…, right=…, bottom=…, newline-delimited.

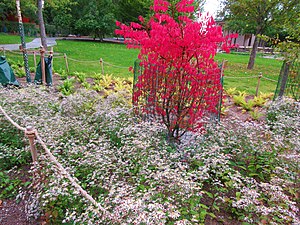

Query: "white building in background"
left=216, top=20, right=272, bottom=53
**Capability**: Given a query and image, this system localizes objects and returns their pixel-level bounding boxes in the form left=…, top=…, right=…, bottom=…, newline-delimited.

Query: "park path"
left=0, top=37, right=58, bottom=51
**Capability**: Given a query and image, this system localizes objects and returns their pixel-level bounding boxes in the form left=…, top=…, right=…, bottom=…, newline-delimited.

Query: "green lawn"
left=53, top=40, right=139, bottom=78
left=2, top=38, right=283, bottom=95
left=0, top=33, right=34, bottom=44
left=216, top=52, right=282, bottom=94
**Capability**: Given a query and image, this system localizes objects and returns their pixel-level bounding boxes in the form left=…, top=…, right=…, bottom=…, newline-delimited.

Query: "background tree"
left=74, top=0, right=115, bottom=40
left=37, top=0, right=47, bottom=49
left=113, top=0, right=204, bottom=25
left=43, top=0, right=75, bottom=36
left=265, top=3, right=300, bottom=100
left=113, top=0, right=152, bottom=24
left=1, top=0, right=205, bottom=38
left=220, top=0, right=299, bottom=69
left=274, top=2, right=300, bottom=61
left=0, top=0, right=36, bottom=30
left=0, top=0, right=16, bottom=22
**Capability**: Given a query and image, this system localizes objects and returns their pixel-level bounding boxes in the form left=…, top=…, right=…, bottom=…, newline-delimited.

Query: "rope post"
left=40, top=46, right=46, bottom=85
left=33, top=51, right=37, bottom=69
left=100, top=58, right=104, bottom=75
left=64, top=53, right=69, bottom=73
left=255, top=72, right=263, bottom=97
left=25, top=126, right=38, bottom=162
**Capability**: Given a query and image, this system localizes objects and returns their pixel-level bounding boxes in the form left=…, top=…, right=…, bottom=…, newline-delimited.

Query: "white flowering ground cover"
left=0, top=86, right=299, bottom=225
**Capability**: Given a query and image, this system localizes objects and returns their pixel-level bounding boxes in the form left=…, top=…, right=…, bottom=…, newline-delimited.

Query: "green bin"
left=34, top=56, right=53, bottom=86
left=0, top=56, right=20, bottom=86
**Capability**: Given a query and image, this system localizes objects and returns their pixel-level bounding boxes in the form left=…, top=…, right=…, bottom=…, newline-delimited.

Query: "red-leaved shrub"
left=116, top=0, right=236, bottom=140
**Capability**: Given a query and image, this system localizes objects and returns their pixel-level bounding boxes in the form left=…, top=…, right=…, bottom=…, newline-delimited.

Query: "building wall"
left=217, top=21, right=267, bottom=50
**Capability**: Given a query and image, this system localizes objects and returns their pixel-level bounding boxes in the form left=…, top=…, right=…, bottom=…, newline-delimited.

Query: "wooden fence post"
left=25, top=126, right=37, bottom=162
left=64, top=53, right=69, bottom=73
left=255, top=72, right=262, bottom=97
left=40, top=46, right=46, bottom=84
left=33, top=51, right=37, bottom=69
left=100, top=58, right=104, bottom=75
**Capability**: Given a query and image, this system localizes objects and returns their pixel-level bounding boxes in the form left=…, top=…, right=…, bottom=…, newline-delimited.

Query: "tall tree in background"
left=114, top=0, right=204, bottom=24
left=113, top=0, right=152, bottom=24
left=1, top=0, right=36, bottom=31
left=37, top=0, right=47, bottom=49
left=220, top=0, right=299, bottom=69
left=0, top=0, right=15, bottom=23
left=74, top=0, right=115, bottom=40
left=43, top=0, right=75, bottom=36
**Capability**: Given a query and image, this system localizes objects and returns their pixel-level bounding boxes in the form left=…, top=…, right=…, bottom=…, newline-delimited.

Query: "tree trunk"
left=38, top=0, right=47, bottom=49
left=16, top=0, right=31, bottom=83
left=247, top=35, right=259, bottom=70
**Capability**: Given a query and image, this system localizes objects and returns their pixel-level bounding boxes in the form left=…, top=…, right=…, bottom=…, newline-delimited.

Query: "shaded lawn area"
left=0, top=33, right=34, bottom=44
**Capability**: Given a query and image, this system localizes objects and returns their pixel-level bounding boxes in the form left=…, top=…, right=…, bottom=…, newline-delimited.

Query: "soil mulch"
left=0, top=199, right=41, bottom=225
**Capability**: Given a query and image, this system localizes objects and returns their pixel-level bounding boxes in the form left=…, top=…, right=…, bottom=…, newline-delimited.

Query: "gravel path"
left=0, top=38, right=59, bottom=51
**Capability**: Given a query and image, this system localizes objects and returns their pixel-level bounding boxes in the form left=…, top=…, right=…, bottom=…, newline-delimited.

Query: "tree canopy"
left=220, top=0, right=300, bottom=69
left=0, top=0, right=36, bottom=22
left=1, top=0, right=207, bottom=38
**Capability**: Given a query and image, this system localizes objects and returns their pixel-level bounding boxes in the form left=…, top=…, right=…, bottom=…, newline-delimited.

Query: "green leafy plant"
left=113, top=80, right=131, bottom=92
left=82, top=81, right=91, bottom=89
left=92, top=83, right=104, bottom=92
left=241, top=99, right=256, bottom=111
left=220, top=99, right=231, bottom=116
left=250, top=108, right=264, bottom=120
left=0, top=120, right=24, bottom=149
left=237, top=90, right=248, bottom=97
left=225, top=87, right=238, bottom=96
left=100, top=74, right=114, bottom=88
left=57, top=69, right=68, bottom=80
left=74, top=71, right=86, bottom=83
left=0, top=171, right=22, bottom=198
left=231, top=149, right=277, bottom=182
left=233, top=94, right=246, bottom=106
left=10, top=62, right=26, bottom=78
left=58, top=78, right=75, bottom=96
left=30, top=67, right=36, bottom=73
left=259, top=92, right=274, bottom=100
left=253, top=96, right=266, bottom=107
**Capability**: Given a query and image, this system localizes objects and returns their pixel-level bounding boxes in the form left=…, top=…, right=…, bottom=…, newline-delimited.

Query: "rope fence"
left=223, top=75, right=258, bottom=79
left=261, top=76, right=278, bottom=82
left=2, top=48, right=279, bottom=96
left=3, top=49, right=129, bottom=75
left=222, top=72, right=278, bottom=96
left=68, top=57, right=98, bottom=63
left=0, top=104, right=116, bottom=222
left=102, top=61, right=129, bottom=69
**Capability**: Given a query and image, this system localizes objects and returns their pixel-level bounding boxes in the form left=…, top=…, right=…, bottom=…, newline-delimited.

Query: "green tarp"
left=34, top=56, right=53, bottom=86
left=0, top=56, right=20, bottom=86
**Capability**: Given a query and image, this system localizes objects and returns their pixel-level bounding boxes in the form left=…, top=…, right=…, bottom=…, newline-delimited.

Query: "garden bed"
left=0, top=84, right=299, bottom=224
